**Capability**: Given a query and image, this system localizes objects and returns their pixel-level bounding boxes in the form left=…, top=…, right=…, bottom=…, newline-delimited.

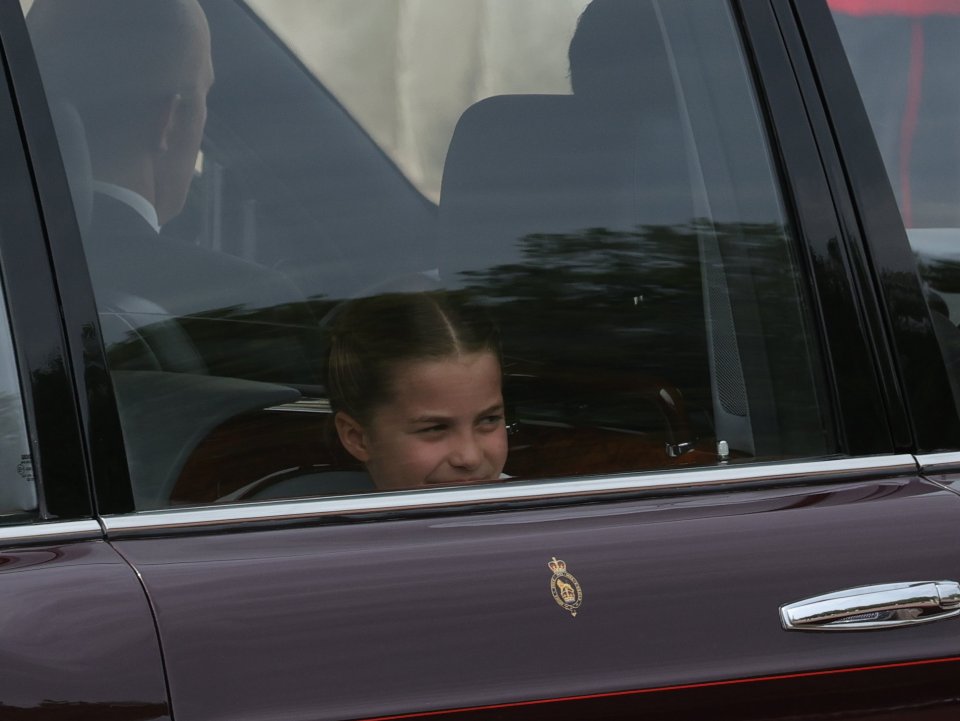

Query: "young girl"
left=326, top=292, right=508, bottom=491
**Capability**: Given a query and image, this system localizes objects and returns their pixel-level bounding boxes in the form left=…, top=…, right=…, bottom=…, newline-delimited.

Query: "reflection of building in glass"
left=246, top=0, right=589, bottom=200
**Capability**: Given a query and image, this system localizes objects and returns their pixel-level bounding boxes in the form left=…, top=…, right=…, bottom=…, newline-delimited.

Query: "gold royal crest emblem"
left=548, top=557, right=582, bottom=617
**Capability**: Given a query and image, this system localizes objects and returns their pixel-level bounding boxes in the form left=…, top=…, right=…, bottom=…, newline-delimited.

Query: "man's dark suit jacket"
left=84, top=192, right=323, bottom=383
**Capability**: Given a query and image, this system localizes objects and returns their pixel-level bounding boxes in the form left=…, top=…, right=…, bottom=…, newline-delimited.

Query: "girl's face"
left=336, top=351, right=508, bottom=490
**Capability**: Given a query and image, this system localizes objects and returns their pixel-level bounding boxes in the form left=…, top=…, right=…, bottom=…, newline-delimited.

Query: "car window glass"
left=0, top=273, right=37, bottom=521
left=26, top=0, right=834, bottom=509
left=830, top=0, right=960, bottom=418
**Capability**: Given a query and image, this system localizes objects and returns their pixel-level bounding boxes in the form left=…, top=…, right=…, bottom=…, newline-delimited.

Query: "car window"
left=25, top=0, right=835, bottom=509
left=0, top=272, right=37, bottom=521
left=829, top=0, right=960, bottom=417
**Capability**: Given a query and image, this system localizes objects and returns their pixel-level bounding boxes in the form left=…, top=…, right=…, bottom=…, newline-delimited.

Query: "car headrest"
left=437, top=93, right=695, bottom=288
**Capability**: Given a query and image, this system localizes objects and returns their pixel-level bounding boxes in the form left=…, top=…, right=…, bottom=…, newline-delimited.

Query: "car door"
left=0, top=4, right=170, bottom=716
left=15, top=0, right=960, bottom=719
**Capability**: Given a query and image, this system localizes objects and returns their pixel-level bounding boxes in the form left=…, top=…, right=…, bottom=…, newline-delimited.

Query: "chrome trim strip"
left=916, top=452, right=960, bottom=474
left=103, top=455, right=917, bottom=534
left=0, top=520, right=102, bottom=545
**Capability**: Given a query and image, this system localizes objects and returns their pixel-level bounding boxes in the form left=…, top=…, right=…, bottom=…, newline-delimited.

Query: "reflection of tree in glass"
left=713, top=220, right=831, bottom=456
left=449, top=220, right=821, bottom=448
left=456, top=224, right=705, bottom=383
left=98, top=219, right=824, bottom=448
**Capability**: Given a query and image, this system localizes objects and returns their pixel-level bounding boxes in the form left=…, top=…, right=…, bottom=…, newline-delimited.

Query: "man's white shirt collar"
left=92, top=181, right=161, bottom=233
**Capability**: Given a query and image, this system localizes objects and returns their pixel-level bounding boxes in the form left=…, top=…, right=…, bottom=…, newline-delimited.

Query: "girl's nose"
left=449, top=433, right=482, bottom=470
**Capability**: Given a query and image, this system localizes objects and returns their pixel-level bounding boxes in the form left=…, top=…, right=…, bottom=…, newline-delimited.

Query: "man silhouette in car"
left=27, top=0, right=321, bottom=382
left=28, top=0, right=213, bottom=233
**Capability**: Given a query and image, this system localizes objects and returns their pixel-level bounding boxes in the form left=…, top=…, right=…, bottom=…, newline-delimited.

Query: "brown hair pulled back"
left=326, top=293, right=501, bottom=423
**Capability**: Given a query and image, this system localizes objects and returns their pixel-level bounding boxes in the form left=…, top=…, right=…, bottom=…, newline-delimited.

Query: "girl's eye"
left=416, top=425, right=446, bottom=435
left=479, top=414, right=504, bottom=427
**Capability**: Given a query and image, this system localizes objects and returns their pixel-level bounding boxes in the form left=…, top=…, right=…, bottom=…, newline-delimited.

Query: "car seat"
left=436, top=0, right=762, bottom=461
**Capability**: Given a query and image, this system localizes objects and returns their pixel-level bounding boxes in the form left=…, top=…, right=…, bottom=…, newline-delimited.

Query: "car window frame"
left=0, top=0, right=97, bottom=523
left=787, top=0, right=960, bottom=453
left=6, top=0, right=912, bottom=524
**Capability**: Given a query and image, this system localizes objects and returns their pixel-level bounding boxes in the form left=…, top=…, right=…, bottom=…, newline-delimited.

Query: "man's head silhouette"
left=28, top=0, right=214, bottom=225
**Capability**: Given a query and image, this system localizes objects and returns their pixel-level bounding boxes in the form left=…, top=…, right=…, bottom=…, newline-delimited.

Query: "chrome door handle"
left=780, top=581, right=960, bottom=631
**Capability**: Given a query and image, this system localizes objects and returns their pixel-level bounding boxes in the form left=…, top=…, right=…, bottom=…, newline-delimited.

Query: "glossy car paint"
left=113, top=473, right=960, bottom=720
left=344, top=660, right=960, bottom=720
left=0, top=537, right=169, bottom=719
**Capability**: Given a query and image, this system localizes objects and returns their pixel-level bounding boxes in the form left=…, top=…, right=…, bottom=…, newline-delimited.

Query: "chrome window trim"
left=916, top=452, right=960, bottom=474
left=0, top=520, right=102, bottom=546
left=103, top=455, right=917, bottom=534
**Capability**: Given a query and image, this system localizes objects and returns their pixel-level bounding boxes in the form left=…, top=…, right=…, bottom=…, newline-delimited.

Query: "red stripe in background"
left=828, top=0, right=960, bottom=16
left=899, top=19, right=925, bottom=227
left=359, top=656, right=960, bottom=721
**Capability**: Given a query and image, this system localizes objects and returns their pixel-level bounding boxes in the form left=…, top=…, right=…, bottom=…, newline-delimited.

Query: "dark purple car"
left=1, top=0, right=960, bottom=718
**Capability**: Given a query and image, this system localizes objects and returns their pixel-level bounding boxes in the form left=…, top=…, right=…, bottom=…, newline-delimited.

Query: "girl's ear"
left=334, top=411, right=371, bottom=463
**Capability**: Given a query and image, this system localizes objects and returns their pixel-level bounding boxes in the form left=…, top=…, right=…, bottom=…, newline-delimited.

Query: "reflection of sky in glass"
left=246, top=0, right=589, bottom=200
left=832, top=11, right=960, bottom=229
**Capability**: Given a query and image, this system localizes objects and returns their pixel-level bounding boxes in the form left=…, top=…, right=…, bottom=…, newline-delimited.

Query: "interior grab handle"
left=780, top=581, right=960, bottom=631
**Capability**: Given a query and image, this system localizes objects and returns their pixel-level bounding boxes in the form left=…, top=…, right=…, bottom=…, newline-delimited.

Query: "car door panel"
left=112, top=465, right=960, bottom=720
left=0, top=535, right=170, bottom=719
